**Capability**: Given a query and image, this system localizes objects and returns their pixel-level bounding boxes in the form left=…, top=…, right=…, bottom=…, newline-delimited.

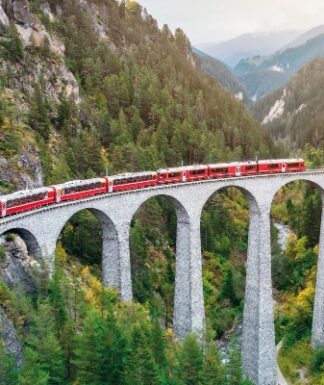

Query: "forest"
left=0, top=0, right=324, bottom=384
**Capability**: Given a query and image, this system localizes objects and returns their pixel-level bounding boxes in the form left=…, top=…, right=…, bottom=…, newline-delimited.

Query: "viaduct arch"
left=1, top=170, right=324, bottom=385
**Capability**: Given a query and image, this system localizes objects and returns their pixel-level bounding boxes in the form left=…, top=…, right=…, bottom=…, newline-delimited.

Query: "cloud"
left=138, top=0, right=324, bottom=43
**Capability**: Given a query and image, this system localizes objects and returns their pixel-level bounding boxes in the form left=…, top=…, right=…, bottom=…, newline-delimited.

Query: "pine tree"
left=18, top=348, right=49, bottom=385
left=200, top=343, right=225, bottom=385
left=27, top=304, right=66, bottom=385
left=73, top=310, right=127, bottom=385
left=0, top=343, right=18, bottom=385
left=178, top=334, right=203, bottom=385
left=123, top=327, right=161, bottom=385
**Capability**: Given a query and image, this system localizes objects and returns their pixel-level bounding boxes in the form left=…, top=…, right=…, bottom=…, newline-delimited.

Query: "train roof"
left=108, top=171, right=157, bottom=180
left=258, top=158, right=304, bottom=163
left=157, top=165, right=208, bottom=173
left=53, top=177, right=106, bottom=189
left=0, top=186, right=52, bottom=202
left=208, top=161, right=257, bottom=168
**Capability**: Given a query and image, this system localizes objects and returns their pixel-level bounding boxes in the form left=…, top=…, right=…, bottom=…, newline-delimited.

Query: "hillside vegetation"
left=252, top=58, right=324, bottom=149
left=193, top=49, right=247, bottom=101
left=0, top=0, right=275, bottom=195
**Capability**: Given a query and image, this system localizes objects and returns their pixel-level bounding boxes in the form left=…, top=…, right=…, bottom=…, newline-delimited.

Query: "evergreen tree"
left=123, top=327, right=161, bottom=385
left=0, top=343, right=18, bottom=385
left=178, top=334, right=203, bottom=385
left=27, top=304, right=66, bottom=385
left=18, top=348, right=49, bottom=385
left=200, top=343, right=225, bottom=385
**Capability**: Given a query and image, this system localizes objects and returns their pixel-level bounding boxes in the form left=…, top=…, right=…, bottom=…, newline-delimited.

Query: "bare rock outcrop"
left=0, top=235, right=38, bottom=294
left=0, top=307, right=23, bottom=367
left=2, top=0, right=35, bottom=27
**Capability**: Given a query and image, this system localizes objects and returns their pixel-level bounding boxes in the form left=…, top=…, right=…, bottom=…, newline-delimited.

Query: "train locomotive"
left=0, top=158, right=306, bottom=218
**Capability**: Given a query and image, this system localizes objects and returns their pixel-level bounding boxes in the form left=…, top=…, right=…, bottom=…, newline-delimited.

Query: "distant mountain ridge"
left=234, top=32, right=324, bottom=101
left=193, top=48, right=247, bottom=101
left=251, top=58, right=324, bottom=149
left=196, top=30, right=300, bottom=68
left=283, top=24, right=324, bottom=49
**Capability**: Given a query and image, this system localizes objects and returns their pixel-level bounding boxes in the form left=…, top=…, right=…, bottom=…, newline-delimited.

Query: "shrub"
left=0, top=244, right=6, bottom=262
left=5, top=233, right=15, bottom=243
left=310, top=347, right=324, bottom=373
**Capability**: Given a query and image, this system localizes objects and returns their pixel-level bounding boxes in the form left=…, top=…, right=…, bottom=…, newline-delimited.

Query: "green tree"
left=200, top=343, right=225, bottom=385
left=18, top=349, right=49, bottom=385
left=123, top=327, right=161, bottom=385
left=0, top=343, right=18, bottom=385
left=178, top=334, right=203, bottom=385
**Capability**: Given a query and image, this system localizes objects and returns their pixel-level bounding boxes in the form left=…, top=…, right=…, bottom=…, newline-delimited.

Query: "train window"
left=288, top=163, right=299, bottom=167
left=268, top=163, right=279, bottom=168
left=190, top=169, right=206, bottom=175
left=246, top=165, right=256, bottom=170
left=212, top=168, right=228, bottom=173
left=169, top=172, right=180, bottom=177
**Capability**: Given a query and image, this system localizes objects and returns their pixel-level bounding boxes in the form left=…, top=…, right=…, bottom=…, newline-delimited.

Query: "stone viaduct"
left=1, top=170, right=324, bottom=385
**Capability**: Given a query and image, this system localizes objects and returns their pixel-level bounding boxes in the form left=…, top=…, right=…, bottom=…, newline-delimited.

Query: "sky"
left=137, top=0, right=324, bottom=44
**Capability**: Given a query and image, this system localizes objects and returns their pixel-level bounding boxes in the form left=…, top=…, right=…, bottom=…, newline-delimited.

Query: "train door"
left=109, top=180, right=113, bottom=193
left=281, top=163, right=286, bottom=173
left=56, top=188, right=61, bottom=203
left=1, top=202, right=6, bottom=217
left=182, top=171, right=186, bottom=182
left=236, top=165, right=241, bottom=176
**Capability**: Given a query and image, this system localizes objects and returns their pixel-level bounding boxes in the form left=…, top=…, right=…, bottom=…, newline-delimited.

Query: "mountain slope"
left=196, top=30, right=300, bottom=68
left=0, top=0, right=275, bottom=194
left=252, top=58, right=324, bottom=148
left=284, top=24, right=324, bottom=49
left=234, top=33, right=324, bottom=101
left=193, top=48, right=247, bottom=101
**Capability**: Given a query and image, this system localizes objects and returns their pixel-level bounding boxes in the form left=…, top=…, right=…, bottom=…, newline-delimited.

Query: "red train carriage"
left=258, top=159, right=305, bottom=174
left=157, top=165, right=209, bottom=183
left=108, top=172, right=158, bottom=192
left=53, top=178, right=108, bottom=203
left=0, top=187, right=55, bottom=218
left=0, top=159, right=307, bottom=219
left=208, top=162, right=242, bottom=178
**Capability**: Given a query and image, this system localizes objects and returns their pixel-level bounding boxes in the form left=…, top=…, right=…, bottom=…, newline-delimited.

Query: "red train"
left=0, top=159, right=305, bottom=218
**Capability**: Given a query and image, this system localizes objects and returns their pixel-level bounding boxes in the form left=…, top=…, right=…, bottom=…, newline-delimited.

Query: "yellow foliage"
left=284, top=234, right=308, bottom=261
left=55, top=243, right=68, bottom=265
left=100, top=147, right=109, bottom=170
left=296, top=281, right=314, bottom=313
left=80, top=266, right=103, bottom=306
left=166, top=328, right=173, bottom=338
left=85, top=288, right=96, bottom=305
left=81, top=266, right=90, bottom=279
left=125, top=0, right=138, bottom=10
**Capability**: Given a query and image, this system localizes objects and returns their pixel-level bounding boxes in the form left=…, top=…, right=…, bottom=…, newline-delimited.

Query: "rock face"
left=0, top=307, right=23, bottom=367
left=0, top=0, right=81, bottom=194
left=2, top=0, right=35, bottom=26
left=0, top=235, right=38, bottom=294
left=0, top=141, right=43, bottom=194
left=0, top=1, right=9, bottom=26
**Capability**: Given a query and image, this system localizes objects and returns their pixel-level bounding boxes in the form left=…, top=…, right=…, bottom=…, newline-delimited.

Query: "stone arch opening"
left=56, top=208, right=119, bottom=287
left=270, top=179, right=323, bottom=373
left=129, top=194, right=189, bottom=326
left=200, top=185, right=257, bottom=339
left=1, top=228, right=42, bottom=258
